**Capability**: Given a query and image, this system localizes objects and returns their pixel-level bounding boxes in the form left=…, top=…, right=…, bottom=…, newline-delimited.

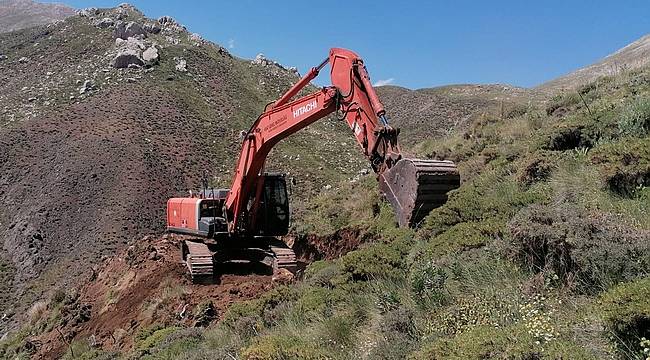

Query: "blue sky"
left=47, top=0, right=650, bottom=89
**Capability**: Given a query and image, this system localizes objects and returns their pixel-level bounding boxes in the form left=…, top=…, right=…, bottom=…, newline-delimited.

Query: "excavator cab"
left=252, top=173, right=290, bottom=236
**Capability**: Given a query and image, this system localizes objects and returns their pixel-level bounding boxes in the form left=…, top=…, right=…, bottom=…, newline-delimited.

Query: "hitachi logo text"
left=293, top=101, right=317, bottom=118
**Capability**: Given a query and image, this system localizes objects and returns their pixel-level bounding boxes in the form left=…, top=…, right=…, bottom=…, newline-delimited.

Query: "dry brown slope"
left=538, top=33, right=650, bottom=91
left=0, top=0, right=74, bottom=33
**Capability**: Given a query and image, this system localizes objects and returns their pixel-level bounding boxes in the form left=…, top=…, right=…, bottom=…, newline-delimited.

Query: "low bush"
left=338, top=240, right=411, bottom=282
left=134, top=326, right=182, bottom=356
left=599, top=277, right=650, bottom=358
left=618, top=97, right=650, bottom=137
left=546, top=92, right=582, bottom=116
left=241, top=334, right=329, bottom=360
left=516, top=151, right=557, bottom=185
left=419, top=173, right=548, bottom=239
left=590, top=137, right=650, bottom=197
left=505, top=204, right=650, bottom=293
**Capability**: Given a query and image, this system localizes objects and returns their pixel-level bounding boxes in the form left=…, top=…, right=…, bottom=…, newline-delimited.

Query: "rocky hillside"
left=0, top=0, right=74, bottom=32
left=0, top=4, right=369, bottom=338
left=539, top=33, right=650, bottom=91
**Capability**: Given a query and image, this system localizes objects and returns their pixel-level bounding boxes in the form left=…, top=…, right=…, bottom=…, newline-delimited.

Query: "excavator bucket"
left=379, top=159, right=460, bottom=227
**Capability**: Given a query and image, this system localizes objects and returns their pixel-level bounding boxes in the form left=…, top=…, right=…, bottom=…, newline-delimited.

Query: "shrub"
left=135, top=326, right=182, bottom=356
left=505, top=204, right=650, bottom=292
left=419, top=173, right=546, bottom=239
left=618, top=97, right=650, bottom=137
left=409, top=262, right=447, bottom=308
left=411, top=323, right=594, bottom=360
left=590, top=137, right=650, bottom=197
left=599, top=277, right=650, bottom=357
left=516, top=151, right=557, bottom=185
left=304, top=260, right=341, bottom=288
left=424, top=218, right=505, bottom=259
left=546, top=92, right=581, bottom=116
left=241, top=334, right=328, bottom=360
left=338, top=240, right=410, bottom=282
left=222, top=286, right=299, bottom=328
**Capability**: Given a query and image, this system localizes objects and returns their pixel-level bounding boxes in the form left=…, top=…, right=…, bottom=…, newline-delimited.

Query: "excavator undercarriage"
left=181, top=238, right=297, bottom=283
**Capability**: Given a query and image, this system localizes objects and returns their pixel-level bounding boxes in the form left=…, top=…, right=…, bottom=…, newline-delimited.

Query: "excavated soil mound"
left=289, top=228, right=366, bottom=264
left=33, top=234, right=274, bottom=359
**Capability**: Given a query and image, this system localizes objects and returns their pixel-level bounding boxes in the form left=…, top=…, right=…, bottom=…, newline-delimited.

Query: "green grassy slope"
left=79, top=65, right=650, bottom=360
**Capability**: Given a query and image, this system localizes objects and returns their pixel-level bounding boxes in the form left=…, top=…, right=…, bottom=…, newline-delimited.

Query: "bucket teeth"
left=379, top=158, right=460, bottom=227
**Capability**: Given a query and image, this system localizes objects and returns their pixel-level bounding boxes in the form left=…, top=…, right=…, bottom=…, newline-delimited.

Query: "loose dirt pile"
left=32, top=234, right=274, bottom=359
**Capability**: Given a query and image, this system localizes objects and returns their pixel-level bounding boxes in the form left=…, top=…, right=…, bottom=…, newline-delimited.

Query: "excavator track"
left=181, top=239, right=296, bottom=283
left=379, top=158, right=460, bottom=227
left=181, top=240, right=214, bottom=283
left=270, top=244, right=297, bottom=273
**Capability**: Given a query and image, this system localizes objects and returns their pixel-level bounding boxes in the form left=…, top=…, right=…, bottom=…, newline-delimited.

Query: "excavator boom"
left=225, top=48, right=460, bottom=231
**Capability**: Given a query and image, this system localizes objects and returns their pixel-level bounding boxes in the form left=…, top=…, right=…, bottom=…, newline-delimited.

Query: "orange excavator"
left=167, top=48, right=460, bottom=282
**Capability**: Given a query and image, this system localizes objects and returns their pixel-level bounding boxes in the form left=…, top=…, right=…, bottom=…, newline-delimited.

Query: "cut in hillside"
left=539, top=33, right=650, bottom=91
left=0, top=0, right=74, bottom=33
left=0, top=4, right=368, bottom=336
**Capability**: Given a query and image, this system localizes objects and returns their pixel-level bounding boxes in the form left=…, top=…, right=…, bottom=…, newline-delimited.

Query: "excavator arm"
left=225, top=48, right=460, bottom=233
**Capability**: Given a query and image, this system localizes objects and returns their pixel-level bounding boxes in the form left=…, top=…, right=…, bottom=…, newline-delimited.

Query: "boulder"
left=252, top=53, right=271, bottom=66
left=115, top=37, right=145, bottom=51
left=79, top=80, right=94, bottom=94
left=142, top=46, right=159, bottom=66
left=157, top=16, right=176, bottom=26
left=93, top=18, right=114, bottom=29
left=189, top=33, right=204, bottom=45
left=0, top=55, right=7, bottom=61
left=143, top=22, right=161, bottom=34
left=113, top=50, right=144, bottom=69
left=114, top=21, right=146, bottom=40
left=77, top=7, right=98, bottom=17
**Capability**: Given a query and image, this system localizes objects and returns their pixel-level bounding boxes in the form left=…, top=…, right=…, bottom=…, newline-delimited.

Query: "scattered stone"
left=166, top=36, right=180, bottom=45
left=174, top=58, right=187, bottom=72
left=46, top=71, right=54, bottom=76
left=324, top=184, right=332, bottom=190
left=147, top=250, right=159, bottom=261
left=93, top=18, right=115, bottom=29
left=18, top=57, right=29, bottom=64
left=114, top=21, right=146, bottom=40
left=272, top=268, right=294, bottom=283
left=142, top=46, right=159, bottom=66
left=158, top=16, right=176, bottom=26
left=143, top=22, right=161, bottom=34
left=77, top=7, right=98, bottom=17
left=359, top=168, right=370, bottom=175
left=79, top=80, right=94, bottom=94
left=27, top=97, right=37, bottom=102
left=189, top=33, right=204, bottom=45
left=252, top=53, right=272, bottom=66
left=0, top=54, right=7, bottom=61
left=126, top=78, right=136, bottom=83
